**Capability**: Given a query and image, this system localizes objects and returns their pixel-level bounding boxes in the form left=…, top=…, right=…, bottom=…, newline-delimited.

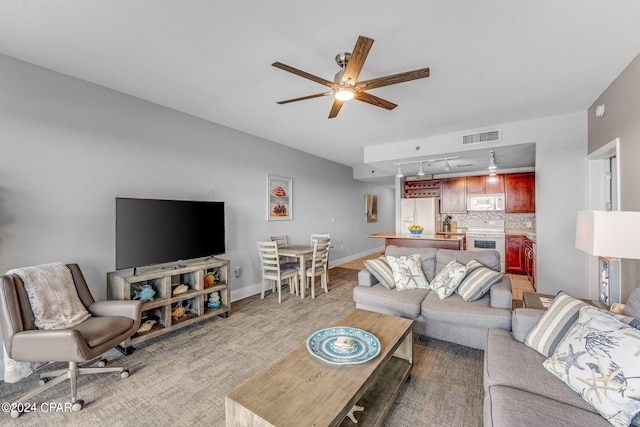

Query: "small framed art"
left=267, top=174, right=292, bottom=221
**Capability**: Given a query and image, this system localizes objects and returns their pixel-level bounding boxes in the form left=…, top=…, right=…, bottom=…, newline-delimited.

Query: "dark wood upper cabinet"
left=505, top=172, right=535, bottom=213
left=440, top=177, right=467, bottom=213
left=466, top=175, right=505, bottom=194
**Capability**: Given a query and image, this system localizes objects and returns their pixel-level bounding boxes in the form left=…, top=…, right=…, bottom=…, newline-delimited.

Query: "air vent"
left=462, top=130, right=500, bottom=145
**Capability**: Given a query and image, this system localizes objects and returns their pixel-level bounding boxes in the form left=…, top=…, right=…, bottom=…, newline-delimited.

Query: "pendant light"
left=417, top=162, right=425, bottom=176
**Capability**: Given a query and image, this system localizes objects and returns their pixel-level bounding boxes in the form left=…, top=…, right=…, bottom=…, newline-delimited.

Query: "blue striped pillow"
left=364, top=256, right=395, bottom=290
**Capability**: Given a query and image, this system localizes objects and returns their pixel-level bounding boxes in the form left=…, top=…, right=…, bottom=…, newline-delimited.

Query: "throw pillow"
left=364, top=256, right=395, bottom=290
left=429, top=260, right=467, bottom=300
left=524, top=291, right=588, bottom=357
left=543, top=306, right=640, bottom=427
left=622, top=287, right=640, bottom=319
left=386, top=254, right=429, bottom=291
left=456, top=260, right=504, bottom=302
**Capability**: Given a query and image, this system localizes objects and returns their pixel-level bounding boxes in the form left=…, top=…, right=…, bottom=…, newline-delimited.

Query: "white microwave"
left=467, top=194, right=505, bottom=212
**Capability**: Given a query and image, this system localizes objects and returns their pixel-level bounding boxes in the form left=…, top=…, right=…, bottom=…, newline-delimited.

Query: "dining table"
left=278, top=245, right=314, bottom=298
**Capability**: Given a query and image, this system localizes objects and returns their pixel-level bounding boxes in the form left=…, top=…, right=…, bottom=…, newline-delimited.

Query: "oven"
left=465, top=220, right=506, bottom=273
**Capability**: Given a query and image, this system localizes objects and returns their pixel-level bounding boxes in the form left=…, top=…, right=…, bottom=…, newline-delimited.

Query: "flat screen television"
left=115, top=197, right=225, bottom=270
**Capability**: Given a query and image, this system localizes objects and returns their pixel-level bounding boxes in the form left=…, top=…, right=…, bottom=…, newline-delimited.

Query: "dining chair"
left=269, top=235, right=294, bottom=263
left=302, top=239, right=331, bottom=299
left=257, top=241, right=299, bottom=303
left=310, top=233, right=332, bottom=280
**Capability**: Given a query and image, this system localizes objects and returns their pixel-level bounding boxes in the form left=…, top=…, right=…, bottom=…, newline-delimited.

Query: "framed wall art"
left=365, top=194, right=378, bottom=223
left=267, top=174, right=292, bottom=221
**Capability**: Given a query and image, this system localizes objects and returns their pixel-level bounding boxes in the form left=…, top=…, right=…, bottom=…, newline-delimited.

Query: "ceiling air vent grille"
left=462, top=130, right=500, bottom=145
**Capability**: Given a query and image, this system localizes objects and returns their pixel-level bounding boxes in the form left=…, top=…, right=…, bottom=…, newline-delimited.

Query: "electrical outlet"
left=526, top=221, right=532, bottom=228
left=234, top=267, right=242, bottom=278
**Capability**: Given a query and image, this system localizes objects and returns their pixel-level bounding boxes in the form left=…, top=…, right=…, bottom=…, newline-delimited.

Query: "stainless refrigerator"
left=399, top=198, right=440, bottom=234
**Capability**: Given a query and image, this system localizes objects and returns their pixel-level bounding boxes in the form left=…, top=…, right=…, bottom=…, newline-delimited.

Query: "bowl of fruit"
left=408, top=225, right=424, bottom=235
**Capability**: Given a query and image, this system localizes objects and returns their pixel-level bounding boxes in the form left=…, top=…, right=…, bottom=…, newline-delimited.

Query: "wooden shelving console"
left=107, top=257, right=231, bottom=351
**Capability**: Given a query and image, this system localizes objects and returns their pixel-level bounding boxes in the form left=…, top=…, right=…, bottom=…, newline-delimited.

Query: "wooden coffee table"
left=225, top=309, right=413, bottom=427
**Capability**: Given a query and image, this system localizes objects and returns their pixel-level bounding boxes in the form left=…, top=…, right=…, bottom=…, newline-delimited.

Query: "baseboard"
left=328, top=246, right=384, bottom=268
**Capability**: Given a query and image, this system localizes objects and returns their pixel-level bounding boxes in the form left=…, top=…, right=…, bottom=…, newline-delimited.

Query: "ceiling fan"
left=272, top=35, right=430, bottom=118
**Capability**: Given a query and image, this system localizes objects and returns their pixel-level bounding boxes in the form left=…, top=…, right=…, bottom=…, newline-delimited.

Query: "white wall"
left=363, top=112, right=590, bottom=297
left=0, top=54, right=393, bottom=302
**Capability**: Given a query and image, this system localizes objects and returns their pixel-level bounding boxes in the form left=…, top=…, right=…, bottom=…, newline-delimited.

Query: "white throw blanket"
left=3, top=262, right=91, bottom=383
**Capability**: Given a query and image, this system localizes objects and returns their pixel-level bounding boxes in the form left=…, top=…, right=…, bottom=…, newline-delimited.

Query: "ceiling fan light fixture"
left=334, top=85, right=355, bottom=101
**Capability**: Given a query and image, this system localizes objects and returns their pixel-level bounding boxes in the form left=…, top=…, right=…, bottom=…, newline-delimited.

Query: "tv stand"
left=107, top=258, right=231, bottom=352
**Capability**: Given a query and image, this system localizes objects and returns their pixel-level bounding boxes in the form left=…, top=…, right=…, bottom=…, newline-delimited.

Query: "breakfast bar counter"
left=368, top=233, right=465, bottom=250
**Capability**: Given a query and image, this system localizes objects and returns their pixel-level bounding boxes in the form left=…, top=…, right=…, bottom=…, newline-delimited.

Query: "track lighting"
left=444, top=161, right=451, bottom=172
left=418, top=162, right=425, bottom=176
left=396, top=164, right=404, bottom=178
left=488, top=151, right=497, bottom=171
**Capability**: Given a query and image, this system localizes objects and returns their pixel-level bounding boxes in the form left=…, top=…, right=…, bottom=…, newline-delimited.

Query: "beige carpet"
left=2, top=268, right=483, bottom=427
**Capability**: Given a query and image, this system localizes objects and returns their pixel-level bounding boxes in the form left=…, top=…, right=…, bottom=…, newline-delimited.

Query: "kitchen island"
left=368, top=232, right=465, bottom=250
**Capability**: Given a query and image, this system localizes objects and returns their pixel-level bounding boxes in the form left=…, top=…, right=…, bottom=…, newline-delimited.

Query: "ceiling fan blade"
left=277, top=92, right=333, bottom=104
left=357, top=67, right=430, bottom=91
left=328, top=99, right=344, bottom=118
left=342, top=36, right=374, bottom=84
left=272, top=62, right=335, bottom=88
left=354, top=92, right=397, bottom=110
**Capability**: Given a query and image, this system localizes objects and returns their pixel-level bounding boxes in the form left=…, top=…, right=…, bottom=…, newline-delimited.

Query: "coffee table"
left=225, top=309, right=413, bottom=426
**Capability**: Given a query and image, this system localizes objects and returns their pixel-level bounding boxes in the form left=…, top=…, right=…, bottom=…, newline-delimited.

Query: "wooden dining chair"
left=256, top=241, right=299, bottom=303
left=269, top=235, right=294, bottom=263
left=303, top=239, right=331, bottom=299
left=310, top=233, right=332, bottom=280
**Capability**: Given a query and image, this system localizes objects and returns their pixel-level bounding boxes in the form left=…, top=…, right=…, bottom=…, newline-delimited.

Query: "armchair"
left=0, top=263, right=141, bottom=418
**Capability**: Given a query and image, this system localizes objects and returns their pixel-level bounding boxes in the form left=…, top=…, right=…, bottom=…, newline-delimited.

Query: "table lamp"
left=575, top=210, right=640, bottom=306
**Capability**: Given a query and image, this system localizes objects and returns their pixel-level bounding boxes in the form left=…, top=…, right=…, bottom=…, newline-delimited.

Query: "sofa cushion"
left=543, top=306, right=640, bottom=427
left=484, top=328, right=597, bottom=414
left=456, top=260, right=504, bottom=302
left=385, top=246, right=437, bottom=282
left=484, top=385, right=611, bottom=427
left=386, top=254, right=429, bottom=291
left=429, top=260, right=466, bottom=299
left=421, top=292, right=511, bottom=331
left=436, top=248, right=501, bottom=275
left=363, top=256, right=395, bottom=290
left=623, top=287, right=640, bottom=318
left=525, top=291, right=588, bottom=357
left=352, top=284, right=429, bottom=318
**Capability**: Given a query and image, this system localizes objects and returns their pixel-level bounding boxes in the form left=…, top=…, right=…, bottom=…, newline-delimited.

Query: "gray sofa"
left=484, top=308, right=640, bottom=427
left=353, top=245, right=512, bottom=350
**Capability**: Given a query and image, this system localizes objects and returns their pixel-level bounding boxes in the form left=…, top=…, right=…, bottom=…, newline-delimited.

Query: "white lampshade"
left=575, top=210, right=640, bottom=259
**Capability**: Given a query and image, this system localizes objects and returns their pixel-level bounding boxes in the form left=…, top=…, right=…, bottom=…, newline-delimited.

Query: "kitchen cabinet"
left=524, top=237, right=536, bottom=289
left=403, top=179, right=440, bottom=198
left=466, top=175, right=505, bottom=194
left=440, top=177, right=467, bottom=213
left=505, top=235, right=525, bottom=274
left=505, top=172, right=535, bottom=213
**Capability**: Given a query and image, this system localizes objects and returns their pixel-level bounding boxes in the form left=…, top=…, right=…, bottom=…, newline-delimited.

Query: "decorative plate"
left=306, top=326, right=381, bottom=365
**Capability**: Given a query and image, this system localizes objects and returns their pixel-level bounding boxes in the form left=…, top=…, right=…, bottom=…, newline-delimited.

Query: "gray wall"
left=588, top=52, right=640, bottom=301
left=0, top=54, right=393, bottom=301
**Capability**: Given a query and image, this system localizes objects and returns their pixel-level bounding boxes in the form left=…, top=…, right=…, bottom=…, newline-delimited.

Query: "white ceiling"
left=2, top=1, right=640, bottom=185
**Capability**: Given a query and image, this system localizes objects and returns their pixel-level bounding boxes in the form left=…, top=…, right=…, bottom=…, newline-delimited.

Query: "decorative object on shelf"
left=171, top=302, right=190, bottom=320
left=575, top=210, right=640, bottom=306
left=267, top=174, right=293, bottom=221
left=203, top=273, right=216, bottom=288
left=408, top=225, right=424, bottom=235
left=137, top=319, right=157, bottom=334
left=306, top=326, right=380, bottom=365
left=172, top=284, right=189, bottom=295
left=132, top=283, right=156, bottom=302
left=207, top=292, right=221, bottom=309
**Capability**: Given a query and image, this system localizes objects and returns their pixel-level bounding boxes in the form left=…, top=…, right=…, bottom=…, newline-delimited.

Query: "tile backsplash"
left=443, top=212, right=535, bottom=230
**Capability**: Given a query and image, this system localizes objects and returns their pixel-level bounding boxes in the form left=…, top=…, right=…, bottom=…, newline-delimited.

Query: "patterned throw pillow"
left=386, top=254, right=429, bottom=291
left=456, top=260, right=503, bottom=302
left=429, top=260, right=467, bottom=299
left=364, top=256, right=395, bottom=290
left=524, top=291, right=589, bottom=357
left=622, top=287, right=640, bottom=319
left=543, top=306, right=640, bottom=427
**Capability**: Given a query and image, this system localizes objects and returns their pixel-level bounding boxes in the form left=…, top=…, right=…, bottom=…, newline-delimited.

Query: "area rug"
left=1, top=267, right=483, bottom=427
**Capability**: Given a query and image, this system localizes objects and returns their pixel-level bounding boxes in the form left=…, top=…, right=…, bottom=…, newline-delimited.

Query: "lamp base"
left=598, top=256, right=621, bottom=307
